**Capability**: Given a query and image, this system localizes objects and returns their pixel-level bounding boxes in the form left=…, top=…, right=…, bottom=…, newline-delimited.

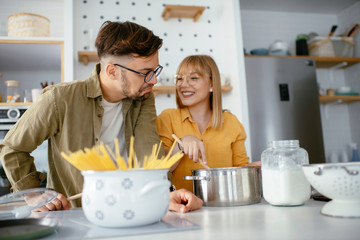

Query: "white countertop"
left=33, top=199, right=360, bottom=240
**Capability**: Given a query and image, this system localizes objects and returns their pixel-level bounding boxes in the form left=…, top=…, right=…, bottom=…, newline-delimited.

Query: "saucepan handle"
left=314, top=166, right=359, bottom=176
left=184, top=176, right=210, bottom=181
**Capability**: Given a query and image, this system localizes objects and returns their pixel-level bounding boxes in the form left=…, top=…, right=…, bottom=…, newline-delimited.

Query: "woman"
left=157, top=55, right=258, bottom=192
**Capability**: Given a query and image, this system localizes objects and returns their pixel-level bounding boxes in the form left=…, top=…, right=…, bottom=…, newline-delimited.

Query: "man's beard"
left=120, top=70, right=153, bottom=101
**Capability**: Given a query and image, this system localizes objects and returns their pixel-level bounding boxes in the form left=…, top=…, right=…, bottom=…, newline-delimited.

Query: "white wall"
left=0, top=0, right=64, bottom=37
left=240, top=10, right=337, bottom=55
left=240, top=3, right=360, bottom=162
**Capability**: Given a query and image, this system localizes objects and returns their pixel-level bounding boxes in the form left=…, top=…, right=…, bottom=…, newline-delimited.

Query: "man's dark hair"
left=95, top=21, right=163, bottom=59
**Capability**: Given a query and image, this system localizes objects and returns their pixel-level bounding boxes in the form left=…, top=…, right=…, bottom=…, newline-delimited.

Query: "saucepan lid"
left=0, top=188, right=57, bottom=220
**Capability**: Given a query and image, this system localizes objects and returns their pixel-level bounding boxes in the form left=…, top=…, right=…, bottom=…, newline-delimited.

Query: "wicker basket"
left=8, top=13, right=50, bottom=37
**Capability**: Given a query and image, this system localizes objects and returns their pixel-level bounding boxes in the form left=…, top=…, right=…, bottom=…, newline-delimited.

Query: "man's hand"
left=33, top=193, right=71, bottom=211
left=169, top=188, right=203, bottom=213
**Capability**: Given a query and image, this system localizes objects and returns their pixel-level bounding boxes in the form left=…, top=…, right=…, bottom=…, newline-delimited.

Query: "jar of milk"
left=261, top=140, right=311, bottom=206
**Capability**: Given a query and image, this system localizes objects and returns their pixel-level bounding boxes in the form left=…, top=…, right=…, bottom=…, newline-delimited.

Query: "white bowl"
left=302, top=162, right=360, bottom=218
left=336, top=86, right=351, bottom=93
left=82, top=169, right=170, bottom=227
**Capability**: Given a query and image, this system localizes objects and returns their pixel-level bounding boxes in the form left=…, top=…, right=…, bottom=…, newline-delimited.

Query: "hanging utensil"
left=347, top=24, right=359, bottom=37
left=328, top=25, right=337, bottom=37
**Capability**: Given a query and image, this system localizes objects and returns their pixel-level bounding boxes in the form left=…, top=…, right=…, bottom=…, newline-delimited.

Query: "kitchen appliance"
left=0, top=106, right=29, bottom=196
left=245, top=57, right=325, bottom=164
left=302, top=162, right=360, bottom=218
left=0, top=105, right=48, bottom=196
left=0, top=106, right=28, bottom=129
left=82, top=169, right=170, bottom=227
left=184, top=167, right=262, bottom=206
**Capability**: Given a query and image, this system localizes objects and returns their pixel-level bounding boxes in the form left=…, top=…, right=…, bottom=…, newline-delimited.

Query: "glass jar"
left=261, top=140, right=311, bottom=206
left=5, top=80, right=20, bottom=103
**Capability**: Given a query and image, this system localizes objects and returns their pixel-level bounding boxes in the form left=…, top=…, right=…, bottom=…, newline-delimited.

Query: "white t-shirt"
left=99, top=98, right=127, bottom=160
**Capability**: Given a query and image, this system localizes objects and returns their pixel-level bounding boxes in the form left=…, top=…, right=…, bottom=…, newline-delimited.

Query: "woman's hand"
left=33, top=192, right=71, bottom=211
left=169, top=188, right=203, bottom=213
left=180, top=135, right=207, bottom=164
left=243, top=161, right=261, bottom=167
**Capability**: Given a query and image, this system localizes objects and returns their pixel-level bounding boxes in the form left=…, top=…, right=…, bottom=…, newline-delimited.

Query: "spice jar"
left=261, top=140, right=311, bottom=206
left=5, top=80, right=20, bottom=103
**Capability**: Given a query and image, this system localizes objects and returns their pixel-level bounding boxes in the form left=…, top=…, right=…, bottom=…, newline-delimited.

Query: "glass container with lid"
left=261, top=140, right=311, bottom=206
left=5, top=80, right=20, bottom=103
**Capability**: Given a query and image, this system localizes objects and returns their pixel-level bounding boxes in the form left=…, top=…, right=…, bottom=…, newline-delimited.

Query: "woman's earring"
left=210, top=88, right=213, bottom=92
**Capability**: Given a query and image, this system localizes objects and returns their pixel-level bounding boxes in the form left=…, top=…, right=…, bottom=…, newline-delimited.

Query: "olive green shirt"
left=0, top=64, right=164, bottom=207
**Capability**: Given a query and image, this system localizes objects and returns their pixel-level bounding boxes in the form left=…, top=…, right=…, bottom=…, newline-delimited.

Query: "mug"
left=31, top=89, right=42, bottom=102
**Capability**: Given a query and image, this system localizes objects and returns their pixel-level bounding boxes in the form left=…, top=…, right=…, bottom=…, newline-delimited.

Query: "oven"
left=0, top=105, right=48, bottom=195
left=0, top=106, right=29, bottom=131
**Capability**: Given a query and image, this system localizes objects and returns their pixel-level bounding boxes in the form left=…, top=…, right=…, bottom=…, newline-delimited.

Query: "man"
left=0, top=21, right=202, bottom=213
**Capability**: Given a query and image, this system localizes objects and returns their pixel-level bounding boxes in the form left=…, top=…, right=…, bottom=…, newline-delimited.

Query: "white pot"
left=82, top=169, right=170, bottom=227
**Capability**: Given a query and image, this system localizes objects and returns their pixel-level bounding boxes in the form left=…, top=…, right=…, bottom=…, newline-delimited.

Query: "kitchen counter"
left=32, top=199, right=360, bottom=240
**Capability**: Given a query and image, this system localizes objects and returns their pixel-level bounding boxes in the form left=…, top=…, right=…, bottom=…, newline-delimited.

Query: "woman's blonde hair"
left=175, top=55, right=223, bottom=129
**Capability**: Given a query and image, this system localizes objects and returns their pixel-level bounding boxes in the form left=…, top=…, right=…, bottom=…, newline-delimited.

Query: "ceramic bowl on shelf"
left=336, top=86, right=351, bottom=93
left=82, top=169, right=170, bottom=228
left=302, top=162, right=360, bottom=218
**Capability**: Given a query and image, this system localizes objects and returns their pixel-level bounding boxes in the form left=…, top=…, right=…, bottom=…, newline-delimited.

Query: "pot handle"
left=184, top=176, right=210, bottom=181
left=138, top=180, right=170, bottom=197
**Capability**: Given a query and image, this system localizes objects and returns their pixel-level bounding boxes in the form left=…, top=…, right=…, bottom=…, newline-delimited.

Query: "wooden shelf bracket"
left=162, top=5, right=206, bottom=22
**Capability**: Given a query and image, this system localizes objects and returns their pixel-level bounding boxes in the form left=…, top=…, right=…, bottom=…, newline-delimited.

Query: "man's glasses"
left=114, top=64, right=163, bottom=83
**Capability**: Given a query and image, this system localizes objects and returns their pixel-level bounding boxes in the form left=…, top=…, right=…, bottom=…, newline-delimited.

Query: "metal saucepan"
left=184, top=167, right=262, bottom=206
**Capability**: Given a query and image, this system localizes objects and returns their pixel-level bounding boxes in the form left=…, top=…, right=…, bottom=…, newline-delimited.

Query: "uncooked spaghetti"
left=61, top=137, right=183, bottom=171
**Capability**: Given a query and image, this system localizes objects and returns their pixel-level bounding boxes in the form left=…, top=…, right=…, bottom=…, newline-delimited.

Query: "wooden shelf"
left=162, top=5, right=205, bottom=22
left=78, top=51, right=98, bottom=66
left=81, top=52, right=360, bottom=69
left=153, top=85, right=232, bottom=95
left=0, top=102, right=32, bottom=106
left=0, top=86, right=231, bottom=102
left=76, top=53, right=233, bottom=95
left=312, top=56, right=360, bottom=68
left=319, top=95, right=360, bottom=104
left=153, top=86, right=175, bottom=95
left=245, top=55, right=360, bottom=69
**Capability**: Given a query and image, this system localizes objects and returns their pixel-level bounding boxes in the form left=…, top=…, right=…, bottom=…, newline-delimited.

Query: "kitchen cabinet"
left=245, top=55, right=360, bottom=104
left=0, top=37, right=64, bottom=106
left=77, top=51, right=233, bottom=95
left=161, top=5, right=206, bottom=22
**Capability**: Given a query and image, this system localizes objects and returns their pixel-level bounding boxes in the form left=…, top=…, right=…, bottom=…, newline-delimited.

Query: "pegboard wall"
left=74, top=0, right=221, bottom=83
left=73, top=0, right=244, bottom=117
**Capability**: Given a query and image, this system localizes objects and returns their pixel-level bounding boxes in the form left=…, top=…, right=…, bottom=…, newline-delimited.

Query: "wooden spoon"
left=67, top=193, right=82, bottom=201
